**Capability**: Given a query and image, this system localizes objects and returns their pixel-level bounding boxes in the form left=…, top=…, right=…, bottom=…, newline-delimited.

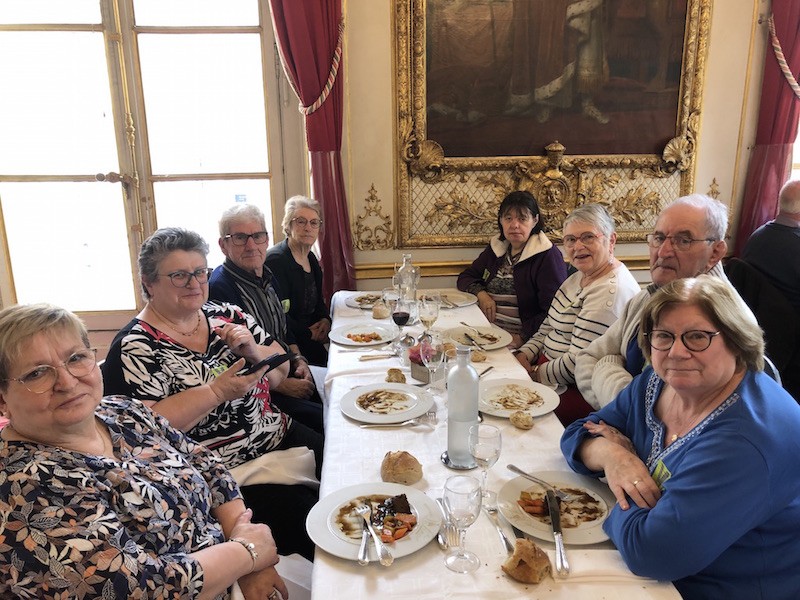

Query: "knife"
left=358, top=353, right=397, bottom=361
left=357, top=517, right=370, bottom=565
left=463, top=332, right=486, bottom=350
left=546, top=489, right=570, bottom=577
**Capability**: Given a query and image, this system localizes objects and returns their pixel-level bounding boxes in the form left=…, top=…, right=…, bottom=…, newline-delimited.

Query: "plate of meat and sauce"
left=479, top=379, right=560, bottom=418
left=339, top=383, right=435, bottom=424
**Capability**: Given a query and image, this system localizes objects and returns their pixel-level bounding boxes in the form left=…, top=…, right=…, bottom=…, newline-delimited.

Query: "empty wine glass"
left=468, top=424, right=502, bottom=506
left=418, top=292, right=440, bottom=334
left=382, top=286, right=399, bottom=314
left=442, top=474, right=482, bottom=573
left=420, top=332, right=445, bottom=396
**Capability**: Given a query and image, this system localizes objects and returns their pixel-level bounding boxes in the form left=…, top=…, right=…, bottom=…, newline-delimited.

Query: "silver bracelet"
left=229, top=537, right=258, bottom=573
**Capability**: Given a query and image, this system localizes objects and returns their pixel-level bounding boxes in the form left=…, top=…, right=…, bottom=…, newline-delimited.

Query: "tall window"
left=0, top=0, right=298, bottom=315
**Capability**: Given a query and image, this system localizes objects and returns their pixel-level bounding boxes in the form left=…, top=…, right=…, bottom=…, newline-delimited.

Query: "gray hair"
left=138, top=227, right=209, bottom=300
left=665, top=194, right=729, bottom=240
left=563, top=203, right=615, bottom=238
left=281, top=195, right=322, bottom=236
left=219, top=203, right=267, bottom=238
left=779, top=180, right=800, bottom=214
left=0, top=303, right=90, bottom=387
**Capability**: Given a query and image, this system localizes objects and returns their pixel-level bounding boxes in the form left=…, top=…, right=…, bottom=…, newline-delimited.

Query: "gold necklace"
left=149, top=305, right=202, bottom=336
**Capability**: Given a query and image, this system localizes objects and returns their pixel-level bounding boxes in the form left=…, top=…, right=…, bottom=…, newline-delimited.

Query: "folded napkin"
left=229, top=447, right=319, bottom=491
left=546, top=548, right=657, bottom=584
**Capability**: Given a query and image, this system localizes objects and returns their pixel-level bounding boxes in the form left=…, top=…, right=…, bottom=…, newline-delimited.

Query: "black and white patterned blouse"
left=0, top=396, right=241, bottom=599
left=102, top=301, right=290, bottom=469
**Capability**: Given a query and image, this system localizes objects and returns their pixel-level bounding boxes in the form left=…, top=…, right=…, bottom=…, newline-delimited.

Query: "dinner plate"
left=329, top=324, right=395, bottom=347
left=416, top=289, right=478, bottom=309
left=479, top=379, right=560, bottom=418
left=443, top=325, right=513, bottom=350
left=340, top=382, right=434, bottom=424
left=498, top=471, right=615, bottom=545
left=306, top=482, right=441, bottom=562
left=344, top=292, right=384, bottom=309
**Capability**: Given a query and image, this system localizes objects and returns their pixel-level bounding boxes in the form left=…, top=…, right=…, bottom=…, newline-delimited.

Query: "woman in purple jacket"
left=457, top=190, right=567, bottom=347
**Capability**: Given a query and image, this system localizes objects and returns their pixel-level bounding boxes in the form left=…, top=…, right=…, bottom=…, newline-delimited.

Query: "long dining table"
left=311, top=289, right=679, bottom=599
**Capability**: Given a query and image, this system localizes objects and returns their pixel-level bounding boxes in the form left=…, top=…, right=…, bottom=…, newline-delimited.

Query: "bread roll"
left=470, top=350, right=487, bottom=362
left=380, top=450, right=423, bottom=484
left=386, top=368, right=406, bottom=383
left=510, top=411, right=534, bottom=430
left=372, top=300, right=390, bottom=319
left=501, top=538, right=551, bottom=583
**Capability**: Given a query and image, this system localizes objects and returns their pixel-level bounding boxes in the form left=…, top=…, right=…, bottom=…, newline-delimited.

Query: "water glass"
left=468, top=424, right=502, bottom=506
left=442, top=475, right=482, bottom=573
left=420, top=332, right=446, bottom=395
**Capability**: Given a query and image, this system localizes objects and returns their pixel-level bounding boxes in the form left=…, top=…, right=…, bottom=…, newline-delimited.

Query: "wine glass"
left=418, top=292, right=440, bottom=335
left=468, top=424, right=502, bottom=506
left=392, top=297, right=412, bottom=351
left=442, top=475, right=482, bottom=573
left=382, top=286, right=399, bottom=315
left=420, top=332, right=445, bottom=395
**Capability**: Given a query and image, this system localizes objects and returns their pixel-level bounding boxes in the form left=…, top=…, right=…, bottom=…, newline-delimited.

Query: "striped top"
left=517, top=263, right=640, bottom=387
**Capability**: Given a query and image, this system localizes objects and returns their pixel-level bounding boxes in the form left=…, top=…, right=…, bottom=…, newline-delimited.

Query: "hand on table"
left=476, top=291, right=496, bottom=323
left=585, top=436, right=660, bottom=511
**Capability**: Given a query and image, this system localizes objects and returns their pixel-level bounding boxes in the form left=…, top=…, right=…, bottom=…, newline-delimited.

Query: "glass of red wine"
left=392, top=297, right=411, bottom=353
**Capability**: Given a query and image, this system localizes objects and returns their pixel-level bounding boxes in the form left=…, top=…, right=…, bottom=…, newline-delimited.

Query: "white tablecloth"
left=310, top=290, right=678, bottom=599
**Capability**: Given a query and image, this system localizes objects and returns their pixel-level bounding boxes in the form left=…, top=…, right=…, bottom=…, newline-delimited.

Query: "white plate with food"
left=329, top=324, right=395, bottom=347
left=305, top=482, right=441, bottom=562
left=443, top=325, right=512, bottom=350
left=479, top=379, right=560, bottom=418
left=340, top=382, right=434, bottom=424
left=416, top=289, right=478, bottom=309
left=497, top=471, right=615, bottom=545
left=345, top=292, right=384, bottom=310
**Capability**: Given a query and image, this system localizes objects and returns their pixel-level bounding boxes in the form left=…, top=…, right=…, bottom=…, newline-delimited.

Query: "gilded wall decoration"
left=394, top=0, right=712, bottom=246
left=353, top=184, right=394, bottom=250
left=707, top=178, right=721, bottom=199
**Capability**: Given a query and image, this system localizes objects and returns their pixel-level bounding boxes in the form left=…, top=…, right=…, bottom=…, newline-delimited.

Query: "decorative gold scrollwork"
left=353, top=185, right=395, bottom=250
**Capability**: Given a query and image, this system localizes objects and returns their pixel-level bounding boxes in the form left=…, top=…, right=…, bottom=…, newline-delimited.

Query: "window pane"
left=153, top=179, right=273, bottom=270
left=134, top=0, right=258, bottom=26
left=0, top=1, right=100, bottom=24
left=139, top=34, right=269, bottom=174
left=0, top=182, right=136, bottom=311
left=0, top=32, right=118, bottom=174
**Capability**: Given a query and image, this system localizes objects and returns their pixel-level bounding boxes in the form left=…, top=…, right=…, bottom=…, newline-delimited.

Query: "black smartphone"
left=237, top=352, right=293, bottom=376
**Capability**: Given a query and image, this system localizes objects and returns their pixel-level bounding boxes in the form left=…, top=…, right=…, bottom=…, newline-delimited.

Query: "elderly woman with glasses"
left=561, top=276, right=800, bottom=599
left=102, top=227, right=323, bottom=561
left=265, top=195, right=331, bottom=367
left=514, top=204, right=640, bottom=424
left=0, top=303, right=288, bottom=599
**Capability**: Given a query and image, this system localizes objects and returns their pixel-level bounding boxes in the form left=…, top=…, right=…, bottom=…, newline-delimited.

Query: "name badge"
left=281, top=298, right=291, bottom=313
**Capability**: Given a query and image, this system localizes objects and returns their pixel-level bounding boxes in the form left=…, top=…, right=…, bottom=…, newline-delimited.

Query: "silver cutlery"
left=506, top=464, right=580, bottom=502
left=358, top=353, right=398, bottom=361
left=463, top=332, right=486, bottom=350
left=359, top=411, right=437, bottom=429
left=354, top=504, right=394, bottom=566
left=484, top=505, right=515, bottom=555
left=440, top=295, right=458, bottom=309
left=357, top=516, right=370, bottom=565
left=546, top=489, right=570, bottom=576
left=459, top=321, right=498, bottom=342
left=435, top=498, right=459, bottom=550
left=478, top=366, right=494, bottom=378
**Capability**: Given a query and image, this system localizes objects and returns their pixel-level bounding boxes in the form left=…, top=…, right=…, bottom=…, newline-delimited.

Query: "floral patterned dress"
left=0, top=397, right=241, bottom=599
left=101, top=302, right=290, bottom=469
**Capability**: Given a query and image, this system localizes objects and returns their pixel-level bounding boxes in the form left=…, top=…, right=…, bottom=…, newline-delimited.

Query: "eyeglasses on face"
left=645, top=329, right=720, bottom=352
left=646, top=233, right=716, bottom=252
left=5, top=349, right=98, bottom=394
left=291, top=217, right=323, bottom=229
left=224, top=231, right=268, bottom=246
left=563, top=232, right=603, bottom=248
left=158, top=267, right=213, bottom=287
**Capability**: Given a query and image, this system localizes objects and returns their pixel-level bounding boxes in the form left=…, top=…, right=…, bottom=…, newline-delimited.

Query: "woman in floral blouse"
left=0, top=303, right=287, bottom=600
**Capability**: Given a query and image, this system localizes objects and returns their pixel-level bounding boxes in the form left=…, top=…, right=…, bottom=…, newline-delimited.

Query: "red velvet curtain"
left=734, top=0, right=800, bottom=255
left=269, top=0, right=356, bottom=300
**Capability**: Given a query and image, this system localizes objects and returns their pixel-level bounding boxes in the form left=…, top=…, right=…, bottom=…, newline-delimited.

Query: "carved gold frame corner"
left=393, top=0, right=712, bottom=246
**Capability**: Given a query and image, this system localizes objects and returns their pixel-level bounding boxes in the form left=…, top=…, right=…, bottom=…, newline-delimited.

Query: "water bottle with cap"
left=396, top=253, right=419, bottom=303
left=445, top=345, right=479, bottom=468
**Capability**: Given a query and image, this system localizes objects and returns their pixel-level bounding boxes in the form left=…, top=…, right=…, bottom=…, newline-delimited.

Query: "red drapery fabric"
left=734, top=0, right=800, bottom=255
left=269, top=0, right=356, bottom=300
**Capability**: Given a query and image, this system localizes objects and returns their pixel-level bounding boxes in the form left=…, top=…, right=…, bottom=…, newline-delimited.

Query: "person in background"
left=457, top=190, right=567, bottom=348
left=561, top=277, right=800, bottom=599
left=102, top=227, right=322, bottom=561
left=265, top=196, right=331, bottom=367
left=741, top=179, right=800, bottom=315
left=514, top=204, right=640, bottom=424
left=210, top=203, right=324, bottom=434
left=574, top=194, right=730, bottom=409
left=0, top=303, right=287, bottom=600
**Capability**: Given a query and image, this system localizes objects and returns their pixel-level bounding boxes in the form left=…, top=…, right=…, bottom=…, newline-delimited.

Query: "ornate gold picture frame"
left=394, top=0, right=712, bottom=247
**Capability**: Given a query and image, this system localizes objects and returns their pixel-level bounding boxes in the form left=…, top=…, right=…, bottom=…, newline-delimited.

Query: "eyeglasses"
left=563, top=232, right=602, bottom=247
left=158, top=267, right=213, bottom=287
left=646, top=233, right=716, bottom=252
left=224, top=231, right=268, bottom=246
left=5, top=349, right=98, bottom=394
left=291, top=217, right=322, bottom=229
left=645, top=330, right=720, bottom=352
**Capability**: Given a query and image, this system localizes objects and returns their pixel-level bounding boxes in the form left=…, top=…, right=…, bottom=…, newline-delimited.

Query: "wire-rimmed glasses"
left=4, top=349, right=98, bottom=394
left=468, top=424, right=502, bottom=506
left=442, top=475, right=482, bottom=573
left=157, top=267, right=213, bottom=287
left=291, top=217, right=323, bottom=229
left=645, top=233, right=716, bottom=251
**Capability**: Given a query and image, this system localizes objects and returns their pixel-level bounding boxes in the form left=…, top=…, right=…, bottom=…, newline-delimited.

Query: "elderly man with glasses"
left=575, top=194, right=738, bottom=410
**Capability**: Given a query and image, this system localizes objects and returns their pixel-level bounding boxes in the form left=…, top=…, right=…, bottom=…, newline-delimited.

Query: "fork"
left=354, top=504, right=393, bottom=566
left=484, top=505, right=515, bottom=555
left=359, top=410, right=437, bottom=429
left=507, top=464, right=580, bottom=502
